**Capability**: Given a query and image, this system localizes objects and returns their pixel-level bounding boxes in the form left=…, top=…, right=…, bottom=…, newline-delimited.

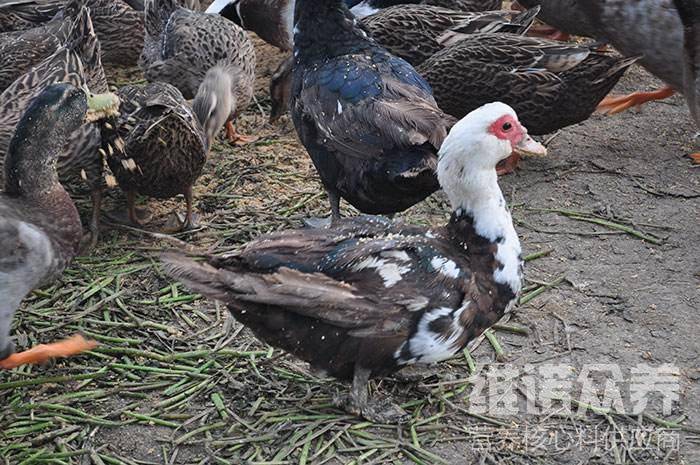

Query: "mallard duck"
left=86, top=0, right=145, bottom=67
left=193, top=64, right=256, bottom=146
left=0, top=7, right=110, bottom=248
left=0, top=21, right=67, bottom=93
left=570, top=1, right=683, bottom=114
left=101, top=82, right=208, bottom=230
left=348, top=0, right=503, bottom=19
left=416, top=34, right=637, bottom=172
left=141, top=0, right=256, bottom=106
left=361, top=5, right=538, bottom=66
left=673, top=0, right=700, bottom=164
left=0, top=0, right=65, bottom=33
left=291, top=0, right=455, bottom=221
left=163, top=102, right=545, bottom=422
left=0, top=83, right=117, bottom=362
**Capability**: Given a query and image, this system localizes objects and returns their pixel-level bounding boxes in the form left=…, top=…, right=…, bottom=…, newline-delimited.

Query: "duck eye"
left=502, top=122, right=512, bottom=131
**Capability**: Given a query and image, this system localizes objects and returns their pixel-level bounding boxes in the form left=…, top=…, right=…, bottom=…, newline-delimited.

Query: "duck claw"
left=333, top=393, right=409, bottom=424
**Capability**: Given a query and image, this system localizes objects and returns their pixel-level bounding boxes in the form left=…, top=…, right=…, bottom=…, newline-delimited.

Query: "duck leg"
left=163, top=186, right=200, bottom=233
left=597, top=86, right=676, bottom=115
left=225, top=120, right=258, bottom=145
left=82, top=187, right=102, bottom=252
left=105, top=191, right=152, bottom=227
left=335, top=366, right=408, bottom=424
left=303, top=188, right=341, bottom=228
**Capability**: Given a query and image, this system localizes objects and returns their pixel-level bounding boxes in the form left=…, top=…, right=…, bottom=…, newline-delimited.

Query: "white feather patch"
left=430, top=257, right=460, bottom=278
left=396, top=305, right=466, bottom=364
left=352, top=256, right=410, bottom=288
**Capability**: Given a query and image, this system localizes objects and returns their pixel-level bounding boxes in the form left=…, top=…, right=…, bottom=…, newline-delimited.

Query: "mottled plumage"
left=101, top=82, right=208, bottom=229
left=0, top=84, right=99, bottom=362
left=348, top=0, right=503, bottom=19
left=362, top=5, right=538, bottom=65
left=87, top=0, right=145, bottom=67
left=418, top=33, right=637, bottom=135
left=163, top=102, right=538, bottom=422
left=141, top=0, right=255, bottom=100
left=0, top=0, right=65, bottom=33
left=0, top=7, right=109, bottom=247
left=291, top=0, right=454, bottom=218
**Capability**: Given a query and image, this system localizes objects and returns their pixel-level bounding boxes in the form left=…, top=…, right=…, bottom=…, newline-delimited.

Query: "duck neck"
left=445, top=168, right=523, bottom=304
left=293, top=0, right=373, bottom=62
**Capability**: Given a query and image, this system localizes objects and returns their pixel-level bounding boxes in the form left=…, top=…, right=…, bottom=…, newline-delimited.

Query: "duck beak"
left=514, top=134, right=547, bottom=157
left=85, top=92, right=120, bottom=123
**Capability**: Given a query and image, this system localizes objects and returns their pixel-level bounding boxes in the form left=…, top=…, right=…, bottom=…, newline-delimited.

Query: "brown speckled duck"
left=0, top=0, right=65, bottom=33
left=0, top=6, right=111, bottom=247
left=141, top=0, right=256, bottom=98
left=347, top=0, right=503, bottom=19
left=163, top=102, right=544, bottom=423
left=0, top=83, right=117, bottom=361
left=101, top=82, right=208, bottom=231
left=416, top=33, right=637, bottom=172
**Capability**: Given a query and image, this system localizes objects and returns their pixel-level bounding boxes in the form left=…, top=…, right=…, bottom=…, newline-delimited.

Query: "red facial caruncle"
left=488, top=114, right=525, bottom=146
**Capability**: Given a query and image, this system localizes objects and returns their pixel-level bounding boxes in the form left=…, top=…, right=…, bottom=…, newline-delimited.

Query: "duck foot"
left=225, top=121, right=258, bottom=145
left=496, top=152, right=521, bottom=175
left=597, top=86, right=676, bottom=115
left=528, top=25, right=571, bottom=41
left=334, top=366, right=409, bottom=424
left=0, top=335, right=97, bottom=369
left=163, top=211, right=201, bottom=233
left=689, top=153, right=700, bottom=164
left=104, top=206, right=152, bottom=227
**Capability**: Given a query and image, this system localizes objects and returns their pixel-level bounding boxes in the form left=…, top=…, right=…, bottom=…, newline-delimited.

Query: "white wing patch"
left=350, top=1, right=378, bottom=18
left=430, top=257, right=460, bottom=278
left=396, top=305, right=467, bottom=365
left=352, top=256, right=411, bottom=288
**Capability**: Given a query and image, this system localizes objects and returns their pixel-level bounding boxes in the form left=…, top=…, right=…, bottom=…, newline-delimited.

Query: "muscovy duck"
left=162, top=101, right=545, bottom=422
left=290, top=0, right=455, bottom=221
left=673, top=0, right=700, bottom=164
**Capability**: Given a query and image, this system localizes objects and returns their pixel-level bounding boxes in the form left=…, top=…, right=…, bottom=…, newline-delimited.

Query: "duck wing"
left=294, top=52, right=452, bottom=160
left=163, top=216, right=468, bottom=337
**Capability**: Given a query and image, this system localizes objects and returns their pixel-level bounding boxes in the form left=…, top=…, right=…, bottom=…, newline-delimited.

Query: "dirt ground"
left=0, top=37, right=698, bottom=465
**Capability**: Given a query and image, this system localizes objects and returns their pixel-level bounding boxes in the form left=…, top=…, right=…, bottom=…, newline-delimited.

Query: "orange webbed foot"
left=0, top=335, right=98, bottom=369
left=597, top=87, right=676, bottom=115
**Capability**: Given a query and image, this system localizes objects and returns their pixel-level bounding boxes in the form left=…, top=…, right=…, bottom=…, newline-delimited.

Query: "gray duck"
left=193, top=64, right=256, bottom=146
left=568, top=1, right=683, bottom=114
left=416, top=33, right=637, bottom=172
left=0, top=7, right=110, bottom=247
left=163, top=102, right=544, bottom=422
left=513, top=0, right=596, bottom=40
left=673, top=0, right=700, bottom=164
left=100, top=82, right=208, bottom=230
left=0, top=83, right=117, bottom=362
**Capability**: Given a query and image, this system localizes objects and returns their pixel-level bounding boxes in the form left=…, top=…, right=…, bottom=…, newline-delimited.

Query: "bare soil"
left=0, top=38, right=698, bottom=465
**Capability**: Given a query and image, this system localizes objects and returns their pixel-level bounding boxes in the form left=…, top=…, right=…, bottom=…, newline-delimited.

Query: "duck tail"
left=161, top=252, right=233, bottom=302
left=593, top=55, right=640, bottom=84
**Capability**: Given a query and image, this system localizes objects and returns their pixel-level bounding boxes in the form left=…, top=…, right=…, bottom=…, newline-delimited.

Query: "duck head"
left=4, top=84, right=119, bottom=197
left=438, top=102, right=546, bottom=208
left=193, top=66, right=235, bottom=148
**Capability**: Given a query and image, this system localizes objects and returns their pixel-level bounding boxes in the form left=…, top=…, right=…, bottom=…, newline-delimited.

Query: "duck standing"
left=163, top=102, right=545, bottom=422
left=0, top=83, right=117, bottom=363
left=290, top=0, right=455, bottom=221
left=101, top=82, right=208, bottom=230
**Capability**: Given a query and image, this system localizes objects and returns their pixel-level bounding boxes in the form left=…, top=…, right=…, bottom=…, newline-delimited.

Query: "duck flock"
left=0, top=0, right=698, bottom=423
